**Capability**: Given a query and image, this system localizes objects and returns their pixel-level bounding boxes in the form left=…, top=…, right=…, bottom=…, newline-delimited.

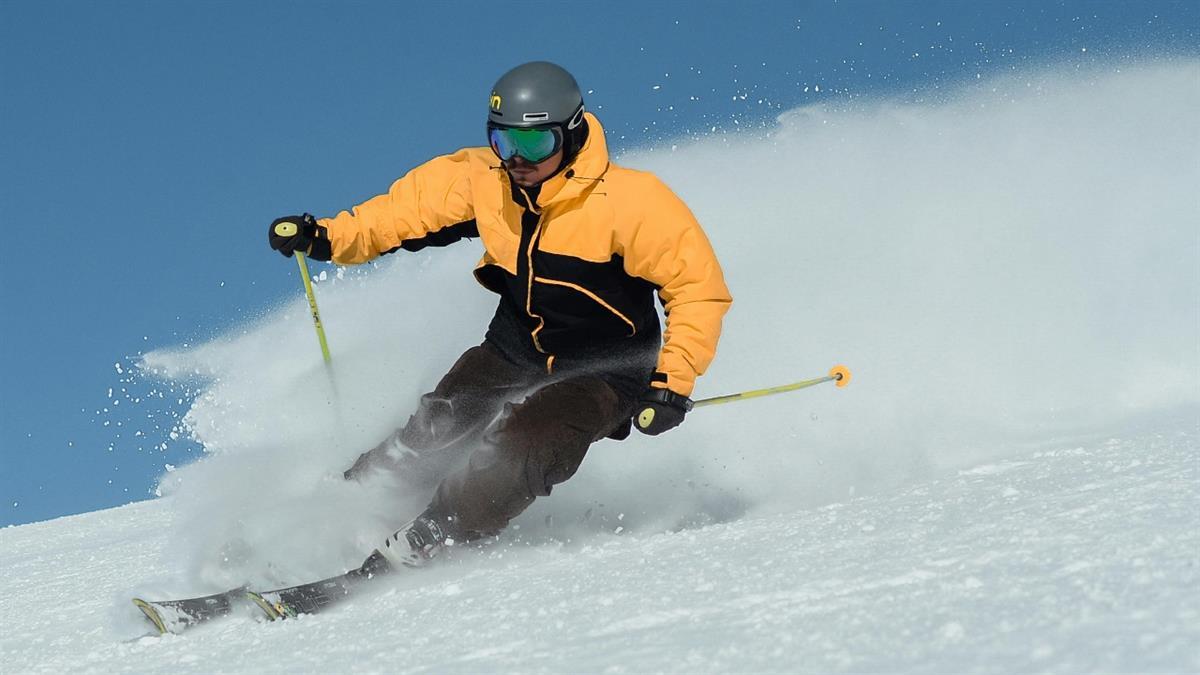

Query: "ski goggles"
left=488, top=125, right=563, bottom=163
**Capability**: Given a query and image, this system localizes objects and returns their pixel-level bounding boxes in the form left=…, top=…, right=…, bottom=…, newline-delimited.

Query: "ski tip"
left=829, top=364, right=852, bottom=388
left=131, top=598, right=168, bottom=636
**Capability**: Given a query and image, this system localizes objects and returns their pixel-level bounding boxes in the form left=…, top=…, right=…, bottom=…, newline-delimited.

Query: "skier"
left=268, top=61, right=731, bottom=570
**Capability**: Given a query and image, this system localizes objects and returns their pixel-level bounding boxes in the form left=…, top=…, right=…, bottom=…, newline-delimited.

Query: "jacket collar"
left=529, top=112, right=610, bottom=208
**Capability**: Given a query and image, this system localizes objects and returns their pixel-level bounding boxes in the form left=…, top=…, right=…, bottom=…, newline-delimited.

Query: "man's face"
left=505, top=147, right=564, bottom=188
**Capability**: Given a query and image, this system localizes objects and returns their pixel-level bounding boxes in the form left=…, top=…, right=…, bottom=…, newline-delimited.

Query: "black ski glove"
left=634, top=387, right=693, bottom=436
left=268, top=214, right=332, bottom=260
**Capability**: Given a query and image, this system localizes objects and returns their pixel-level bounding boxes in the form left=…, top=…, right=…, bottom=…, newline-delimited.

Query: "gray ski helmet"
left=488, top=61, right=585, bottom=130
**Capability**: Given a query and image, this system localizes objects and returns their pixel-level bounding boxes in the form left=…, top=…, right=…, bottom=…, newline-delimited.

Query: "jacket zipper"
left=517, top=185, right=554, bottom=373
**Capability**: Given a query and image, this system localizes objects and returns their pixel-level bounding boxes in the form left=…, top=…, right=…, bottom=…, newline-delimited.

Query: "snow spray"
left=141, top=60, right=1199, bottom=585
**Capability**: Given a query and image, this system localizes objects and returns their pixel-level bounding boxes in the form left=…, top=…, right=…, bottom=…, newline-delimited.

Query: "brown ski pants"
left=344, top=342, right=637, bottom=537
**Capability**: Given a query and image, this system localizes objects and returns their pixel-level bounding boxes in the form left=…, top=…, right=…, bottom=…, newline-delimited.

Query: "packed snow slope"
left=2, top=62, right=1197, bottom=672
left=2, top=426, right=1197, bottom=673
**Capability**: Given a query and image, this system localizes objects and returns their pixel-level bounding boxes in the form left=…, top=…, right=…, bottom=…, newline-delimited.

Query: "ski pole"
left=273, top=222, right=347, bottom=456
left=293, top=251, right=332, bottom=364
left=693, top=365, right=851, bottom=409
left=273, top=221, right=332, bottom=364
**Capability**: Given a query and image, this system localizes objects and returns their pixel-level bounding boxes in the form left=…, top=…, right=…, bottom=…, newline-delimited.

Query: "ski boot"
left=377, top=511, right=460, bottom=568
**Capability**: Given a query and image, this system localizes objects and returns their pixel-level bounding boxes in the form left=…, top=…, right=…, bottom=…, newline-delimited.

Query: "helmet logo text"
left=567, top=104, right=585, bottom=130
left=490, top=92, right=502, bottom=111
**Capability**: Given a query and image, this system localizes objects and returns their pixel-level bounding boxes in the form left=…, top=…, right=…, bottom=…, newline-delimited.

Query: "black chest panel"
left=530, top=248, right=658, bottom=344
left=475, top=188, right=661, bottom=360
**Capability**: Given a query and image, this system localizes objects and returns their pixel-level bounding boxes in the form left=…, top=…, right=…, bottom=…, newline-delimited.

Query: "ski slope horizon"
left=1, top=61, right=1197, bottom=672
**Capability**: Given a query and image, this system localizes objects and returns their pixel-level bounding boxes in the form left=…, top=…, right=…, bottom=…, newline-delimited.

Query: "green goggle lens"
left=488, top=126, right=563, bottom=163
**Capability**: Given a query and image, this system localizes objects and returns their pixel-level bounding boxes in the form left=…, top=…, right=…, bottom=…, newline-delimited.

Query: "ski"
left=131, top=587, right=249, bottom=635
left=248, top=550, right=390, bottom=620
left=132, top=550, right=392, bottom=634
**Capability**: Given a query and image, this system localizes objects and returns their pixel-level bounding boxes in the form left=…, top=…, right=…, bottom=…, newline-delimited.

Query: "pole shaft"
left=294, top=253, right=332, bottom=364
left=693, top=374, right=837, bottom=408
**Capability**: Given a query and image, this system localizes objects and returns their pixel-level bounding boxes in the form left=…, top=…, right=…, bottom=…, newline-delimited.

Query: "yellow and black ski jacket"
left=316, top=113, right=731, bottom=398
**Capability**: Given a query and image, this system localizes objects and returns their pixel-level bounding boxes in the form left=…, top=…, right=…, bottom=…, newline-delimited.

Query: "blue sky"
left=1, top=0, right=1196, bottom=527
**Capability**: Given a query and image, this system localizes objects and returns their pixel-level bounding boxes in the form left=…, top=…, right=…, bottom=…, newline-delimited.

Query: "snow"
left=4, top=62, right=1199, bottom=671
left=2, top=428, right=1197, bottom=673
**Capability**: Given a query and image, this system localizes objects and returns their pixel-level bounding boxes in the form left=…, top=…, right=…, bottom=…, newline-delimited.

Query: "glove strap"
left=308, top=226, right=333, bottom=261
left=645, top=387, right=694, bottom=412
left=299, top=213, right=333, bottom=261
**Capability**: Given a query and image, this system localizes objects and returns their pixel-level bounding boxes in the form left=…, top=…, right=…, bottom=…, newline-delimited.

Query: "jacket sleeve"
left=622, top=177, right=732, bottom=398
left=316, top=149, right=477, bottom=265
